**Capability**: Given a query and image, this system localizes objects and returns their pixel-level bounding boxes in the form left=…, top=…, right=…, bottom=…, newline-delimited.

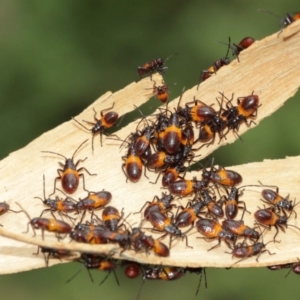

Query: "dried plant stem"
left=0, top=21, right=300, bottom=274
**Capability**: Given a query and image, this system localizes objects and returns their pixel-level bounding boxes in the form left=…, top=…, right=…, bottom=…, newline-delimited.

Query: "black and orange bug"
left=168, top=177, right=207, bottom=197
left=66, top=253, right=118, bottom=285
left=196, top=218, right=235, bottom=251
left=76, top=190, right=112, bottom=211
left=199, top=189, right=224, bottom=219
left=72, top=103, right=119, bottom=151
left=177, top=97, right=217, bottom=125
left=96, top=229, right=131, bottom=249
left=150, top=80, right=175, bottom=104
left=137, top=192, right=175, bottom=221
left=226, top=241, right=275, bottom=264
left=101, top=206, right=124, bottom=232
left=222, top=219, right=260, bottom=242
left=174, top=199, right=206, bottom=228
left=258, top=9, right=300, bottom=33
left=261, top=186, right=298, bottom=217
left=122, top=138, right=144, bottom=183
left=254, top=207, right=300, bottom=242
left=17, top=203, right=72, bottom=240
left=35, top=175, right=78, bottom=218
left=197, top=44, right=230, bottom=89
left=161, top=163, right=186, bottom=188
left=163, top=110, right=183, bottom=155
left=70, top=228, right=108, bottom=245
left=185, top=267, right=208, bottom=295
left=42, top=139, right=97, bottom=194
left=201, top=162, right=242, bottom=187
left=147, top=210, right=190, bottom=248
left=220, top=92, right=260, bottom=133
left=130, top=227, right=170, bottom=257
left=0, top=202, right=22, bottom=226
left=34, top=246, right=71, bottom=267
left=221, top=186, right=250, bottom=220
left=137, top=53, right=177, bottom=79
left=144, top=266, right=184, bottom=281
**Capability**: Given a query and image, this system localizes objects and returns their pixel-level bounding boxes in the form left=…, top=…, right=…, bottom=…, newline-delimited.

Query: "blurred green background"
left=1, top=1, right=300, bottom=299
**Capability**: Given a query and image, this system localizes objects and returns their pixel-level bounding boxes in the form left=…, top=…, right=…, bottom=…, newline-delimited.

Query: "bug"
left=137, top=192, right=175, bottom=221
left=226, top=241, right=275, bottom=265
left=254, top=207, right=300, bottom=242
left=184, top=267, right=208, bottom=295
left=201, top=162, right=242, bottom=187
left=72, top=103, right=119, bottom=151
left=150, top=80, right=175, bottom=104
left=76, top=190, right=112, bottom=211
left=121, top=137, right=144, bottom=183
left=42, top=139, right=97, bottom=194
left=177, top=97, right=217, bottom=125
left=101, top=206, right=124, bottom=232
left=66, top=253, right=118, bottom=286
left=260, top=186, right=298, bottom=217
left=34, top=246, right=71, bottom=267
left=168, top=177, right=207, bottom=197
left=223, top=92, right=260, bottom=131
left=17, top=203, right=72, bottom=240
left=197, top=44, right=230, bottom=89
left=35, top=175, right=78, bottom=218
left=258, top=9, right=300, bottom=34
left=200, top=190, right=224, bottom=219
left=137, top=53, right=177, bottom=79
left=196, top=218, right=235, bottom=251
left=222, top=219, right=260, bottom=242
left=130, top=227, right=170, bottom=257
left=0, top=202, right=22, bottom=226
left=147, top=210, right=190, bottom=248
left=174, top=199, right=206, bottom=228
left=162, top=110, right=183, bottom=155
left=123, top=261, right=141, bottom=279
left=221, top=186, right=250, bottom=220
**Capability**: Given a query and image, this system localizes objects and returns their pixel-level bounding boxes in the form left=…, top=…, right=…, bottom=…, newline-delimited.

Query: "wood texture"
left=0, top=21, right=300, bottom=274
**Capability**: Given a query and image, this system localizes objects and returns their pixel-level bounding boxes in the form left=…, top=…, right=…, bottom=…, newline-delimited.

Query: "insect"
left=222, top=219, right=260, bottom=242
left=66, top=253, right=118, bottom=286
left=196, top=218, right=235, bottom=250
left=201, top=163, right=242, bottom=187
left=147, top=210, right=190, bottom=248
left=226, top=241, right=274, bottom=265
left=0, top=202, right=22, bottom=226
left=221, top=92, right=260, bottom=133
left=72, top=103, right=119, bottom=151
left=17, top=203, right=72, bottom=240
left=168, top=177, right=207, bottom=196
left=200, top=190, right=224, bottom=219
left=76, top=190, right=112, bottom=211
left=34, top=246, right=71, bottom=267
left=137, top=53, right=177, bottom=79
left=35, top=175, right=78, bottom=218
left=101, top=206, right=124, bottom=232
left=254, top=207, right=300, bottom=242
left=150, top=80, right=175, bottom=104
left=261, top=186, right=298, bottom=217
left=174, top=199, right=206, bottom=228
left=221, top=186, right=250, bottom=220
left=123, top=261, right=141, bottom=279
left=42, top=139, right=97, bottom=194
left=137, top=193, right=175, bottom=221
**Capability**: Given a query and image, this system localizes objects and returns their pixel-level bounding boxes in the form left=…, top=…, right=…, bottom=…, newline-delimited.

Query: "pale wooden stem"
left=0, top=22, right=300, bottom=274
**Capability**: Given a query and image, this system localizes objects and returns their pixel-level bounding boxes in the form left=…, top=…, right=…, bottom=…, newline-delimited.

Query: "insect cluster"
left=0, top=9, right=300, bottom=300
